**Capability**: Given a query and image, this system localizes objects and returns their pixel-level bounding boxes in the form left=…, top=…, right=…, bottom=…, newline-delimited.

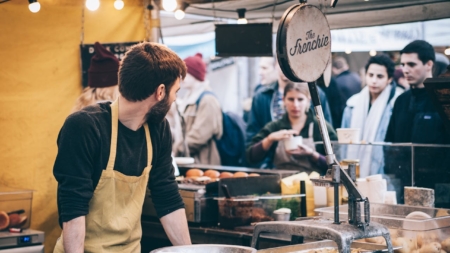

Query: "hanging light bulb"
left=114, top=0, right=124, bottom=10
left=86, top=0, right=100, bottom=11
left=445, top=48, right=450, bottom=56
left=162, top=0, right=177, bottom=12
left=28, top=0, right=41, bottom=13
left=369, top=49, right=377, bottom=56
left=237, top=8, right=248, bottom=24
left=174, top=10, right=185, bottom=20
left=174, top=2, right=189, bottom=20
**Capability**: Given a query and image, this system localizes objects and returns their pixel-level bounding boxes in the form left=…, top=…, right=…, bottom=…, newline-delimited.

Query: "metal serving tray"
left=316, top=203, right=450, bottom=230
left=256, top=240, right=400, bottom=253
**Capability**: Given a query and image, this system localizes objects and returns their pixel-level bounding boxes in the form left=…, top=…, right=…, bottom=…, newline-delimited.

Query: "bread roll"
left=418, top=234, right=424, bottom=248
left=195, top=176, right=211, bottom=182
left=8, top=213, right=21, bottom=227
left=186, top=168, right=203, bottom=178
left=393, top=237, right=417, bottom=253
left=248, top=173, right=260, bottom=177
left=219, top=172, right=234, bottom=178
left=441, top=238, right=450, bottom=253
left=366, top=236, right=386, bottom=244
left=420, top=242, right=441, bottom=253
left=0, top=211, right=10, bottom=230
left=234, top=172, right=249, bottom=178
left=204, top=169, right=220, bottom=178
left=19, top=216, right=28, bottom=227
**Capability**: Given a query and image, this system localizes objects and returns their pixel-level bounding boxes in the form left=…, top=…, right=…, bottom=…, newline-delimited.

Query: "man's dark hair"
left=332, top=56, right=347, bottom=70
left=119, top=42, right=186, bottom=101
left=400, top=40, right=435, bottom=64
left=365, top=54, right=395, bottom=79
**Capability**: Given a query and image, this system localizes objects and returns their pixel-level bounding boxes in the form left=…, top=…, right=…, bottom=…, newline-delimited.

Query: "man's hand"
left=62, top=216, right=85, bottom=253
left=160, top=209, right=191, bottom=245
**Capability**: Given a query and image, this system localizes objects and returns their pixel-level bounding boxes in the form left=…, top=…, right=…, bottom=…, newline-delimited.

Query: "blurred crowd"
left=171, top=40, right=450, bottom=174
left=75, top=40, right=450, bottom=174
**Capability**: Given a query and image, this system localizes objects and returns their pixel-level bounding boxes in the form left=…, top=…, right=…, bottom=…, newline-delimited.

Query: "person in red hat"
left=175, top=53, right=223, bottom=165
left=71, top=42, right=119, bottom=112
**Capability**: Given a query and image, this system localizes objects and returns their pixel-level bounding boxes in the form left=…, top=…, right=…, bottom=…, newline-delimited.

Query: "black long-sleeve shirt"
left=385, top=88, right=450, bottom=144
left=53, top=102, right=184, bottom=227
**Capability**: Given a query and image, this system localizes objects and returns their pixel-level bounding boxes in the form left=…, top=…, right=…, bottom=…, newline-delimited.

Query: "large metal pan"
left=150, top=244, right=257, bottom=253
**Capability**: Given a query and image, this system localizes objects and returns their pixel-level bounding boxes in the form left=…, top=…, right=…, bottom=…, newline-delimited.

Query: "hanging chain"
left=271, top=0, right=278, bottom=24
left=211, top=0, right=217, bottom=24
left=318, top=0, right=328, bottom=15
left=143, top=0, right=152, bottom=42
left=80, top=4, right=85, bottom=45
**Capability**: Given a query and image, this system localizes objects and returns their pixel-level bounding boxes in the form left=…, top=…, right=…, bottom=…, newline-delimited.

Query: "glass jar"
left=340, top=159, right=360, bottom=178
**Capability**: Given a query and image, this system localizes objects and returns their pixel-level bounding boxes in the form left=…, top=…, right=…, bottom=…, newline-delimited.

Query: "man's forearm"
left=160, top=208, right=191, bottom=245
left=63, top=216, right=85, bottom=253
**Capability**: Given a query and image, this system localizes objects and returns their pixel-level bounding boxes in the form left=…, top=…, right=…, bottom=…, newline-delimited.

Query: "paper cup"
left=356, top=178, right=370, bottom=198
left=336, top=128, right=361, bottom=144
left=284, top=136, right=303, bottom=150
left=313, top=186, right=327, bottom=208
left=367, top=179, right=387, bottom=203
left=385, top=191, right=397, bottom=205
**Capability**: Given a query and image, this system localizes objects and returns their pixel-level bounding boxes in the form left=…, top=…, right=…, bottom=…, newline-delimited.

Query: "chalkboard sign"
left=80, top=42, right=140, bottom=87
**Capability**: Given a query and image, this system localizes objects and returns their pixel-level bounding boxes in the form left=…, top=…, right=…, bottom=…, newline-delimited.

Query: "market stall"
left=146, top=0, right=450, bottom=252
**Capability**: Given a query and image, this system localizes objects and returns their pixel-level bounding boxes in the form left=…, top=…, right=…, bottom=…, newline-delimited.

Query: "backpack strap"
left=195, top=91, right=216, bottom=111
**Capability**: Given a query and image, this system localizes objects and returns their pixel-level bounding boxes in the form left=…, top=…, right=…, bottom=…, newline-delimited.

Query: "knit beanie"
left=184, top=53, right=206, bottom=81
left=393, top=68, right=404, bottom=83
left=88, top=42, right=120, bottom=88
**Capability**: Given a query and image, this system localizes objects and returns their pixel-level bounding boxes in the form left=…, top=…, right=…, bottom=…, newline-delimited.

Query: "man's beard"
left=146, top=96, right=171, bottom=124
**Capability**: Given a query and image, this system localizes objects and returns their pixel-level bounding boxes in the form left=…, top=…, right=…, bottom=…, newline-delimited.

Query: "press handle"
left=364, top=199, right=370, bottom=224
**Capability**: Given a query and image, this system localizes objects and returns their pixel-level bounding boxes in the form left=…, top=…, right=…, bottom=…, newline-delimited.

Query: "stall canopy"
left=164, top=18, right=450, bottom=57
left=161, top=0, right=450, bottom=37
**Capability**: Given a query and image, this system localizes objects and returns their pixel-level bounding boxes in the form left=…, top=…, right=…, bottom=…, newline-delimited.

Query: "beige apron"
left=274, top=123, right=317, bottom=173
left=54, top=100, right=153, bottom=253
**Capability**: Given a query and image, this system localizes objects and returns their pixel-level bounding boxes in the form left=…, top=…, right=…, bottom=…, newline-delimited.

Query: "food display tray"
left=256, top=240, right=400, bottom=253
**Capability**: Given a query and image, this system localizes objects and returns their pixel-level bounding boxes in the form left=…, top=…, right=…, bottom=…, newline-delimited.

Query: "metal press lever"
left=307, top=81, right=336, bottom=165
left=307, top=81, right=370, bottom=228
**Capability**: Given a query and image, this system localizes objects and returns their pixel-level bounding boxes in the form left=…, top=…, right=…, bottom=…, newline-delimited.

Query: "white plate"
left=174, top=157, right=195, bottom=165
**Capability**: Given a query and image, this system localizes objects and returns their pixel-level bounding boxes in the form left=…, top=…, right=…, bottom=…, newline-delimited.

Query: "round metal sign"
left=277, top=4, right=331, bottom=83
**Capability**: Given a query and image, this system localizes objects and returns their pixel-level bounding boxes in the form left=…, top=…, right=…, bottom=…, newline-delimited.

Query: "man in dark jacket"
left=246, top=66, right=333, bottom=146
left=332, top=56, right=361, bottom=100
left=385, top=40, right=449, bottom=144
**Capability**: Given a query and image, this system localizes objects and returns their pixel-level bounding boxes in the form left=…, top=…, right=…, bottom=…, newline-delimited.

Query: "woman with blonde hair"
left=72, top=42, right=119, bottom=112
left=246, top=82, right=337, bottom=173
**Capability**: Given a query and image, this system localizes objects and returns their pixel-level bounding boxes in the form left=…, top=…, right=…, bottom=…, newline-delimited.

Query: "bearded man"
left=53, top=42, right=191, bottom=253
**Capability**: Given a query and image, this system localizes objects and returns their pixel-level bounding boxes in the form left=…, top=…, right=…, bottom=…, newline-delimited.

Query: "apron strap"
left=308, top=122, right=314, bottom=139
left=107, top=100, right=153, bottom=171
left=143, top=123, right=153, bottom=168
left=106, top=100, right=119, bottom=171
